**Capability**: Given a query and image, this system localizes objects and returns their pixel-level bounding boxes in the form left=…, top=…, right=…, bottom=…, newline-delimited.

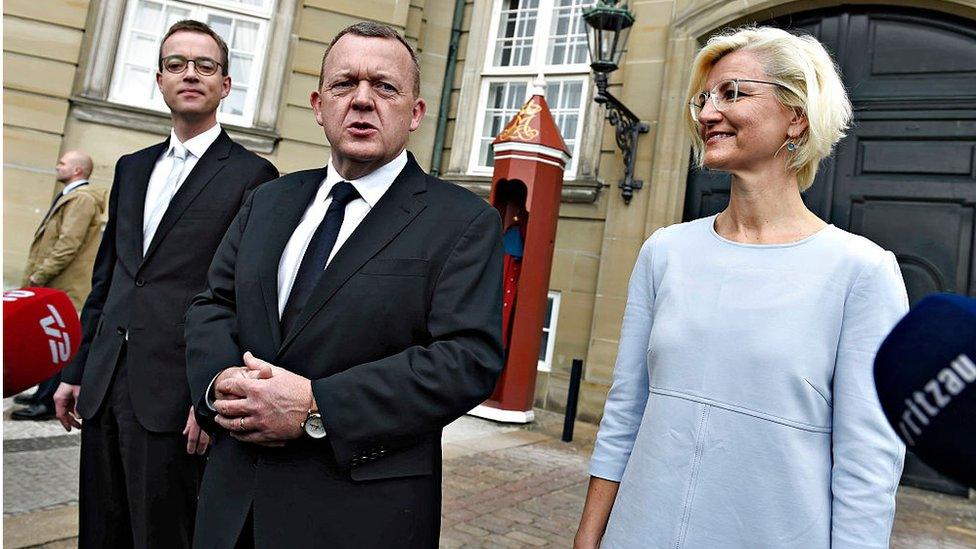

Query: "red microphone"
left=3, top=287, right=81, bottom=397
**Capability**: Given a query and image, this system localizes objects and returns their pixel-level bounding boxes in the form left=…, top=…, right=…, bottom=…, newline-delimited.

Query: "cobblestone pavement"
left=3, top=395, right=81, bottom=520
left=4, top=394, right=975, bottom=548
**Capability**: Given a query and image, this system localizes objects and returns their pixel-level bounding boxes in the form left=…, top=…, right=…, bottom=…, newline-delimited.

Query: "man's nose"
left=182, top=62, right=201, bottom=81
left=351, top=81, right=373, bottom=109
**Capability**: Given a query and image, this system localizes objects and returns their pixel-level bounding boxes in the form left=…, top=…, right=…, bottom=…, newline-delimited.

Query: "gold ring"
left=239, top=417, right=246, bottom=432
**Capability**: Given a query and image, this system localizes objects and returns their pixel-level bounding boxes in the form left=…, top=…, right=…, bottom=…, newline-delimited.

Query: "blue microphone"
left=873, top=293, right=976, bottom=488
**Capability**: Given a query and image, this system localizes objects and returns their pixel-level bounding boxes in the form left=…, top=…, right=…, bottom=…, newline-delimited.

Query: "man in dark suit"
left=185, top=22, right=503, bottom=548
left=53, top=20, right=278, bottom=549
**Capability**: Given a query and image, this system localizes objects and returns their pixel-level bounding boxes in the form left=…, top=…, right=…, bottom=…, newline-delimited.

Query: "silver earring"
left=786, top=142, right=797, bottom=152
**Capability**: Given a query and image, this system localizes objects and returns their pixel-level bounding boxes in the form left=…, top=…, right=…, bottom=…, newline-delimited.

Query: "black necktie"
left=280, top=181, right=360, bottom=336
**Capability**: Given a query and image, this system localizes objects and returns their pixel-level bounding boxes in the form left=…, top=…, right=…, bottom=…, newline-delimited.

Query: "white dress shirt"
left=276, top=150, right=407, bottom=317
left=143, top=123, right=222, bottom=254
left=61, top=179, right=89, bottom=196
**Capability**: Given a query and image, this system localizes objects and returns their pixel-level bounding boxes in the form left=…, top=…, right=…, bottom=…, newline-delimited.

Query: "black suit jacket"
left=185, top=154, right=503, bottom=549
left=62, top=130, right=278, bottom=432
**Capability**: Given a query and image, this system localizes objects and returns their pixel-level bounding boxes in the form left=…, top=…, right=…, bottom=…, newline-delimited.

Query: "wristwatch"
left=302, top=409, right=327, bottom=439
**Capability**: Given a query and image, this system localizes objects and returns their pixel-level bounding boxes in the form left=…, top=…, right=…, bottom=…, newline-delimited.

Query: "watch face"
left=304, top=415, right=327, bottom=439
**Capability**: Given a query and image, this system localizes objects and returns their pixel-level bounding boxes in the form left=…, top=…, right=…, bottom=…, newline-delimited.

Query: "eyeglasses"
left=689, top=78, right=795, bottom=122
left=159, top=55, right=223, bottom=77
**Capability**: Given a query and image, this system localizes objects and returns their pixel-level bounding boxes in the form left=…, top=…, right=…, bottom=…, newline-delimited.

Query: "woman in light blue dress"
left=575, top=27, right=908, bottom=549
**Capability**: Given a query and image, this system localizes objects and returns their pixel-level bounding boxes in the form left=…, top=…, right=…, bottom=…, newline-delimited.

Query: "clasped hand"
left=212, top=352, right=313, bottom=446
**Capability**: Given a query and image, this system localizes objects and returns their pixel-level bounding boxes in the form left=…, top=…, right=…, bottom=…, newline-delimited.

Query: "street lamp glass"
left=582, top=1, right=636, bottom=73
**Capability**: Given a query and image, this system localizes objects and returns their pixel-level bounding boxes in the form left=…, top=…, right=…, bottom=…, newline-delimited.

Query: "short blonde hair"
left=684, top=26, right=852, bottom=191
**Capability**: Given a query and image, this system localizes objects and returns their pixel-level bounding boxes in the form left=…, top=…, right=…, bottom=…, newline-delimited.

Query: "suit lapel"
left=34, top=192, right=76, bottom=240
left=277, top=157, right=428, bottom=356
left=259, top=168, right=325, bottom=350
left=124, top=142, right=167, bottom=269
left=140, top=131, right=233, bottom=269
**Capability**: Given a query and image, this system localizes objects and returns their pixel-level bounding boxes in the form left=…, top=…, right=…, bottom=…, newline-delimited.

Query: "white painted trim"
left=468, top=404, right=535, bottom=424
left=493, top=141, right=572, bottom=163
left=493, top=154, right=565, bottom=170
left=537, top=291, right=560, bottom=372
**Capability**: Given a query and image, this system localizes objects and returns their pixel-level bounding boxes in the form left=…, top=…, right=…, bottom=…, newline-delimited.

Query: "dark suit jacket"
left=185, top=154, right=503, bottom=549
left=62, top=130, right=278, bottom=432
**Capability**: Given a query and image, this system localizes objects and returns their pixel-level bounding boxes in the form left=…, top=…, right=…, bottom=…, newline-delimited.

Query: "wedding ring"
left=239, top=417, right=247, bottom=432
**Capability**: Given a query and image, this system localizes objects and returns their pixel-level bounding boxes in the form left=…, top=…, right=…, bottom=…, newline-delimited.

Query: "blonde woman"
left=575, top=27, right=908, bottom=548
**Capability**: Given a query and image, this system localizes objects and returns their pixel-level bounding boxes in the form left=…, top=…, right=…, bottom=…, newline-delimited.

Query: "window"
left=537, top=291, right=561, bottom=372
left=470, top=0, right=593, bottom=177
left=109, top=0, right=273, bottom=127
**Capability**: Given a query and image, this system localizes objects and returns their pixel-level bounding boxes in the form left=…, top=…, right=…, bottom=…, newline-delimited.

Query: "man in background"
left=12, top=150, right=104, bottom=421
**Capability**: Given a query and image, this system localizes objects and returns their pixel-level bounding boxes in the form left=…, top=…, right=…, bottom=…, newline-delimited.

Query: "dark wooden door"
left=683, top=7, right=976, bottom=495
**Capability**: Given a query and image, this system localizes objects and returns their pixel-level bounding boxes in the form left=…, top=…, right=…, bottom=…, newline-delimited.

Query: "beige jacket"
left=22, top=183, right=107, bottom=309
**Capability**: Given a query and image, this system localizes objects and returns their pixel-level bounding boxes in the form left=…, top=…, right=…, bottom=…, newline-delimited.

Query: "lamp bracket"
left=592, top=72, right=649, bottom=205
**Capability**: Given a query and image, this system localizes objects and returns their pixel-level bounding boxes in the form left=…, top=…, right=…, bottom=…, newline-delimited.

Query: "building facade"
left=5, top=0, right=976, bottom=431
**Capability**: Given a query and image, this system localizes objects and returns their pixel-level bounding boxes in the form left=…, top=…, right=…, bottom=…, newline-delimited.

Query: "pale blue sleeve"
left=831, top=251, right=909, bottom=548
left=588, top=233, right=657, bottom=482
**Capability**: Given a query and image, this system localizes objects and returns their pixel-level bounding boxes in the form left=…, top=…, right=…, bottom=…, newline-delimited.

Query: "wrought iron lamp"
left=583, top=0, right=648, bottom=204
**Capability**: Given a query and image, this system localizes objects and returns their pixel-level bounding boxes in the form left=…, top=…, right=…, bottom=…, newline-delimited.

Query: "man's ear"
left=310, top=90, right=325, bottom=127
left=221, top=74, right=232, bottom=100
left=409, top=97, right=427, bottom=132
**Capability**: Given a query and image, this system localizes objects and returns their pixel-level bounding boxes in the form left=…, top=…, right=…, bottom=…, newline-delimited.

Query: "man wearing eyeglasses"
left=54, top=19, right=278, bottom=549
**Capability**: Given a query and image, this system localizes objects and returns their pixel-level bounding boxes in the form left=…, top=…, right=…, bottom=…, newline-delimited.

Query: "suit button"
left=135, top=278, right=145, bottom=287
left=116, top=327, right=125, bottom=336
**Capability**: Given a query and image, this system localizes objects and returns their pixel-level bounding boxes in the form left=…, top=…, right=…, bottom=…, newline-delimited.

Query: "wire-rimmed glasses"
left=689, top=78, right=795, bottom=122
left=159, top=55, right=223, bottom=77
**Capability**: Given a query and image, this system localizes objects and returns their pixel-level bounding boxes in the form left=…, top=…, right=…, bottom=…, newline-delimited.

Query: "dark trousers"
left=31, top=371, right=60, bottom=407
left=79, top=348, right=204, bottom=549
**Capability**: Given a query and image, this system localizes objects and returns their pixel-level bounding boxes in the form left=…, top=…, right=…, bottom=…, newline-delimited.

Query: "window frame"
left=537, top=291, right=561, bottom=373
left=468, top=74, right=589, bottom=177
left=444, top=0, right=605, bottom=186
left=72, top=0, right=299, bottom=152
left=108, top=0, right=272, bottom=127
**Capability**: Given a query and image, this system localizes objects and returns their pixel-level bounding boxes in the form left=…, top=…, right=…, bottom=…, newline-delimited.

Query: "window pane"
left=233, top=20, right=259, bottom=52
left=544, top=297, right=553, bottom=329
left=479, top=82, right=527, bottom=167
left=127, top=34, right=158, bottom=67
left=134, top=1, right=163, bottom=32
left=165, top=6, right=191, bottom=28
left=492, top=0, right=539, bottom=67
left=229, top=52, right=253, bottom=83
left=544, top=80, right=584, bottom=171
left=222, top=87, right=247, bottom=116
left=538, top=331, right=549, bottom=362
left=208, top=15, right=233, bottom=43
left=547, top=0, right=592, bottom=66
left=120, top=66, right=155, bottom=102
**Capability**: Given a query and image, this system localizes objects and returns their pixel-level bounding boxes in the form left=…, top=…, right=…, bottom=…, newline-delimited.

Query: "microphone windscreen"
left=3, top=288, right=81, bottom=397
left=874, top=293, right=976, bottom=488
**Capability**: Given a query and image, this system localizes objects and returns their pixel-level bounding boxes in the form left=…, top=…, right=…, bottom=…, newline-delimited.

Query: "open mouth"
left=348, top=121, right=378, bottom=136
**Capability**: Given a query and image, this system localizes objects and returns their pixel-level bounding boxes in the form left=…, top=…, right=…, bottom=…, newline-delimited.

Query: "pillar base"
left=467, top=404, right=535, bottom=424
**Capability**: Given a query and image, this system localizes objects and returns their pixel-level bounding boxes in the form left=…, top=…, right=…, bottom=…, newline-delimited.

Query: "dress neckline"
left=708, top=214, right=834, bottom=249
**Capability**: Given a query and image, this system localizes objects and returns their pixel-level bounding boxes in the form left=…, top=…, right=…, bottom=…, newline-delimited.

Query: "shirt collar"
left=322, top=150, right=408, bottom=208
left=62, top=179, right=89, bottom=195
left=168, top=123, right=222, bottom=160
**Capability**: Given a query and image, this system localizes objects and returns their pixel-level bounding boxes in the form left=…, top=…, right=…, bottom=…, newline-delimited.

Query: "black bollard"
left=562, top=359, right=583, bottom=442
